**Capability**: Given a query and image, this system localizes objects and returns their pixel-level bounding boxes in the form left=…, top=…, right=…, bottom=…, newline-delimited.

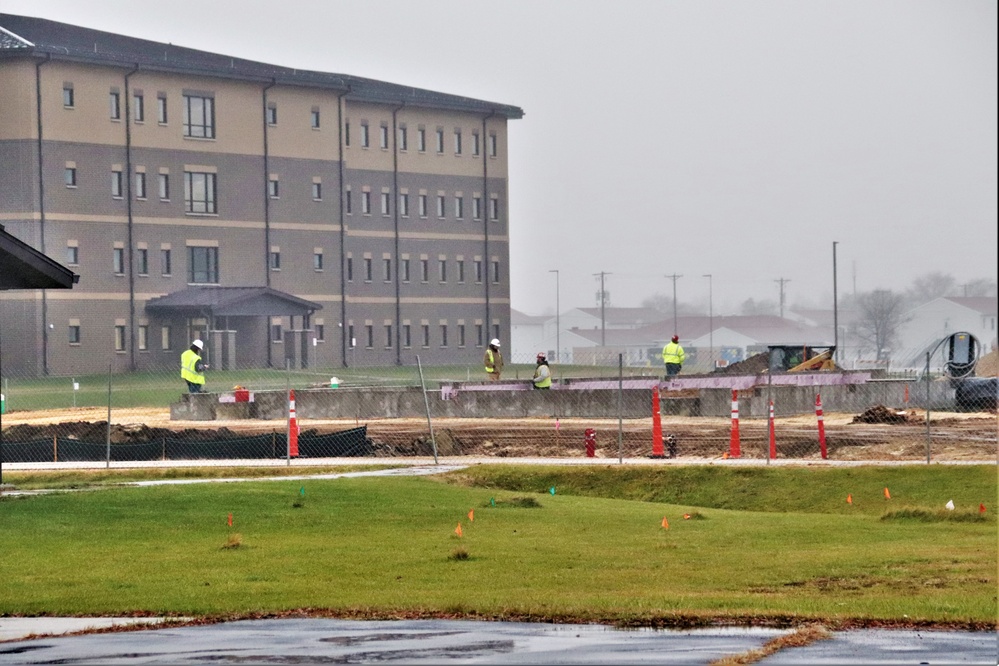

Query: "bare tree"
left=906, top=271, right=956, bottom=305
left=739, top=297, right=778, bottom=316
left=853, top=289, right=909, bottom=361
left=960, top=278, right=998, bottom=297
left=640, top=294, right=699, bottom=315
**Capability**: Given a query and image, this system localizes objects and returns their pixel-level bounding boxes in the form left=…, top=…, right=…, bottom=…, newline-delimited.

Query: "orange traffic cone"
left=884, top=487, right=891, bottom=500
left=661, top=517, right=669, bottom=529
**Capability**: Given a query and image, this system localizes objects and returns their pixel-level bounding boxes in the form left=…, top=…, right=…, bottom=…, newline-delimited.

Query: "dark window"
left=379, top=125, right=389, bottom=149
left=69, top=325, right=81, bottom=344
left=361, top=191, right=371, bottom=214
left=365, top=325, right=374, bottom=348
left=420, top=259, right=429, bottom=283
left=439, top=259, right=447, bottom=282
left=457, top=260, right=465, bottom=283
left=440, top=324, right=448, bottom=347
left=422, top=324, right=430, bottom=347
left=183, top=95, right=215, bottom=138
left=346, top=257, right=353, bottom=281
left=158, top=173, right=169, bottom=200
left=489, top=133, right=497, bottom=157
left=399, top=193, right=409, bottom=217
left=270, top=250, right=281, bottom=270
left=188, top=246, right=219, bottom=284
left=403, top=324, right=411, bottom=348
left=109, top=91, right=121, bottom=120
left=472, top=133, right=480, bottom=156
left=475, top=260, right=483, bottom=283
left=266, top=105, right=277, bottom=125
left=114, top=325, right=127, bottom=352
left=364, top=258, right=373, bottom=281
left=345, top=190, right=352, bottom=214
left=361, top=123, right=369, bottom=147
left=316, top=324, right=325, bottom=341
left=398, top=127, right=407, bottom=150
left=64, top=167, right=77, bottom=187
left=435, top=129, right=444, bottom=153
left=490, top=198, right=499, bottom=220
left=138, top=325, right=148, bottom=351
left=311, top=110, right=320, bottom=128
left=111, top=170, right=123, bottom=198
left=454, top=130, right=462, bottom=154
left=184, top=171, right=217, bottom=214
left=312, top=182, right=322, bottom=200
left=314, top=252, right=323, bottom=271
left=458, top=324, right=466, bottom=347
left=137, top=248, right=148, bottom=275
left=161, top=248, right=172, bottom=275
left=66, top=246, right=78, bottom=264
left=134, top=94, right=144, bottom=122
left=385, top=324, right=393, bottom=348
left=418, top=194, right=427, bottom=217
left=62, top=86, right=74, bottom=108
left=268, top=178, right=279, bottom=198
left=135, top=172, right=146, bottom=199
left=492, top=260, right=501, bottom=283
left=272, top=324, right=283, bottom=343
left=345, top=122, right=350, bottom=146
left=402, top=258, right=410, bottom=282
left=112, top=247, right=125, bottom=274
left=157, top=95, right=167, bottom=123
left=417, top=128, right=426, bottom=152
left=476, top=323, right=484, bottom=347
left=383, top=258, right=392, bottom=282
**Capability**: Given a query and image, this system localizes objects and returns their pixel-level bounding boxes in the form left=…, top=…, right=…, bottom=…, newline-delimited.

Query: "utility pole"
left=774, top=277, right=791, bottom=318
left=703, top=274, right=713, bottom=370
left=832, top=242, right=839, bottom=365
left=665, top=273, right=682, bottom=336
left=593, top=271, right=610, bottom=346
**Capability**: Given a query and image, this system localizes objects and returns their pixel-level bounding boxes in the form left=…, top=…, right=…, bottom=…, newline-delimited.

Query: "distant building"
left=0, top=14, right=523, bottom=377
left=897, top=297, right=999, bottom=368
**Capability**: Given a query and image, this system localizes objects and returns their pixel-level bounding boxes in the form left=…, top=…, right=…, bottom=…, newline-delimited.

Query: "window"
left=64, top=167, right=77, bottom=187
left=272, top=324, right=283, bottom=343
left=454, top=196, right=463, bottom=219
left=492, top=260, right=501, bottom=283
left=184, top=171, right=217, bottom=214
left=457, top=260, right=465, bottom=283
left=109, top=91, right=121, bottom=120
left=438, top=259, right=447, bottom=282
left=473, top=196, right=482, bottom=220
left=69, top=325, right=81, bottom=344
left=436, top=195, right=445, bottom=218
left=421, top=324, right=430, bottom=347
left=440, top=324, right=448, bottom=347
left=420, top=259, right=429, bottom=283
left=472, top=133, right=480, bottom=156
left=138, top=325, right=148, bottom=351
left=270, top=250, right=281, bottom=270
left=398, top=127, right=407, bottom=150
left=379, top=125, right=389, bottom=149
left=380, top=192, right=390, bottom=216
left=158, top=173, right=170, bottom=200
left=399, top=193, right=409, bottom=217
left=113, top=247, right=125, bottom=274
left=475, top=260, right=483, bottom=283
left=266, top=105, right=277, bottom=125
left=316, top=324, right=325, bottom=341
left=345, top=190, right=352, bottom=214
left=403, top=324, right=411, bottom=348
left=385, top=324, right=393, bottom=348
left=346, top=256, right=353, bottom=281
left=311, top=109, right=321, bottom=129
left=111, top=169, right=123, bottom=198
left=363, top=257, right=372, bottom=282
left=161, top=325, right=172, bottom=350
left=134, top=93, right=144, bottom=122
left=312, top=182, right=322, bottom=200
left=490, top=198, right=499, bottom=220
left=365, top=325, right=374, bottom=348
left=161, top=248, right=172, bottom=275
left=458, top=324, right=466, bottom=347
left=402, top=258, right=410, bottom=282
left=137, top=248, right=148, bottom=275
left=268, top=178, right=279, bottom=199
left=435, top=128, right=444, bottom=153
left=360, top=123, right=369, bottom=147
left=417, top=128, right=426, bottom=152
left=135, top=171, right=146, bottom=199
left=418, top=194, right=427, bottom=217
left=66, top=246, right=78, bottom=265
left=63, top=85, right=74, bottom=108
left=454, top=130, right=462, bottom=154
left=345, top=122, right=350, bottom=146
left=361, top=191, right=371, bottom=214
left=188, top=246, right=219, bottom=284
left=493, top=323, right=501, bottom=342
left=314, top=251, right=323, bottom=271
left=383, top=258, right=392, bottom=282
left=157, top=94, right=167, bottom=123
left=489, top=132, right=498, bottom=157
left=183, top=94, right=215, bottom=138
left=114, top=325, right=127, bottom=352
left=476, top=323, right=484, bottom=347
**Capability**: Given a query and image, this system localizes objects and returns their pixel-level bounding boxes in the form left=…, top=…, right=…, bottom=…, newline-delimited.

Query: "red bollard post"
left=768, top=399, right=776, bottom=460
left=815, top=393, right=827, bottom=459
left=729, top=389, right=741, bottom=458
left=288, top=388, right=299, bottom=458
left=651, top=386, right=665, bottom=458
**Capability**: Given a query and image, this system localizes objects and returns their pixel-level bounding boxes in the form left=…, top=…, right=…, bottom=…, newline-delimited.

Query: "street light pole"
left=703, top=274, right=712, bottom=370
left=832, top=241, right=839, bottom=365
left=665, top=273, right=682, bottom=336
left=548, top=269, right=560, bottom=363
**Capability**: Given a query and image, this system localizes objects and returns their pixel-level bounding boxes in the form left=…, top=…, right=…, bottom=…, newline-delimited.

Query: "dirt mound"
left=851, top=405, right=917, bottom=424
left=718, top=352, right=769, bottom=375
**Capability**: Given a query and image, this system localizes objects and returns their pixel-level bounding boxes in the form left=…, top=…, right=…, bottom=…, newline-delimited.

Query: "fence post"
left=729, top=389, right=741, bottom=459
left=105, top=361, right=112, bottom=469
left=925, top=351, right=931, bottom=464
left=815, top=393, right=827, bottom=459
left=768, top=400, right=776, bottom=462
left=417, top=356, right=438, bottom=464
left=618, top=353, right=623, bottom=464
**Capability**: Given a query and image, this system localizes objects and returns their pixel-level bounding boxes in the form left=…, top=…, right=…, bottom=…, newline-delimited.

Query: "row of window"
left=344, top=190, right=500, bottom=220
left=67, top=320, right=502, bottom=353
left=62, top=85, right=501, bottom=158
left=64, top=165, right=216, bottom=214
left=69, top=243, right=503, bottom=286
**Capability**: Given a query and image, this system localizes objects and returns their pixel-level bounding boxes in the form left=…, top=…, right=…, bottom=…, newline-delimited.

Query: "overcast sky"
left=3, top=0, right=996, bottom=316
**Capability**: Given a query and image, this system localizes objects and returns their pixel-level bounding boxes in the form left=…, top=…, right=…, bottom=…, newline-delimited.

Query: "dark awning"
left=0, top=224, right=79, bottom=290
left=145, top=286, right=321, bottom=317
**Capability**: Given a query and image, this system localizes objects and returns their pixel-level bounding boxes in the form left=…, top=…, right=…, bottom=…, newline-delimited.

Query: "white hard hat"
left=192, top=339, right=204, bottom=349
left=490, top=338, right=500, bottom=347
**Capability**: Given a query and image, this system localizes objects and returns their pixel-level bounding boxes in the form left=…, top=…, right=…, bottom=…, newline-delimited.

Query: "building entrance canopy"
left=144, top=286, right=321, bottom=318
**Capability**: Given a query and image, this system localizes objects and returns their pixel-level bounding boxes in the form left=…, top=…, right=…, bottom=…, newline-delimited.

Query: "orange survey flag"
left=468, top=510, right=474, bottom=522
left=980, top=503, right=987, bottom=515
left=884, top=487, right=891, bottom=500
left=846, top=494, right=852, bottom=505
left=661, top=517, right=669, bottom=529
left=227, top=512, right=233, bottom=527
left=455, top=523, right=463, bottom=537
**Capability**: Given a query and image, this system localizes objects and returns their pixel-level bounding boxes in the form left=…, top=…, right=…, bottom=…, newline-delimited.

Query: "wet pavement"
left=0, top=618, right=994, bottom=664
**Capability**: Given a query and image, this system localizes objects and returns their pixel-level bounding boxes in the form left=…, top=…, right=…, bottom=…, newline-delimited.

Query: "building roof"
left=0, top=14, right=524, bottom=119
left=145, top=286, right=321, bottom=317
left=571, top=307, right=668, bottom=327
left=0, top=224, right=78, bottom=290
left=510, top=309, right=549, bottom=325
left=942, top=297, right=998, bottom=316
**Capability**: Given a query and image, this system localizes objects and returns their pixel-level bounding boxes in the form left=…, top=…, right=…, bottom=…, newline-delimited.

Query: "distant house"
left=898, top=297, right=999, bottom=368
left=510, top=309, right=549, bottom=364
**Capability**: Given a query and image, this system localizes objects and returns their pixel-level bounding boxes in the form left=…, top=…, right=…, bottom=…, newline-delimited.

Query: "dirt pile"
left=850, top=405, right=918, bottom=424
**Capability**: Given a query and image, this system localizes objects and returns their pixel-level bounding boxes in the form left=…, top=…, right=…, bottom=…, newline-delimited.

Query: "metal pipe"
left=337, top=87, right=351, bottom=368
left=262, top=78, right=276, bottom=368
left=123, top=63, right=140, bottom=371
left=391, top=103, right=404, bottom=365
left=35, top=54, right=51, bottom=375
left=481, top=111, right=496, bottom=345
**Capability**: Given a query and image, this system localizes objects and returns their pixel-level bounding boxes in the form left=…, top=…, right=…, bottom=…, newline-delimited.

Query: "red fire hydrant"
left=584, top=428, right=596, bottom=458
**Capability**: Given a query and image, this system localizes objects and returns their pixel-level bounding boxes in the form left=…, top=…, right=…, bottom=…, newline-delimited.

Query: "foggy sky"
left=4, top=0, right=996, bottom=317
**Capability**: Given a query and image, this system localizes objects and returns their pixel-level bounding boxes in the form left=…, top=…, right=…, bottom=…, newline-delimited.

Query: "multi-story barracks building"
left=0, top=14, right=522, bottom=377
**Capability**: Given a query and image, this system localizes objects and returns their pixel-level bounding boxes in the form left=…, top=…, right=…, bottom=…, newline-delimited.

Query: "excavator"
left=768, top=345, right=838, bottom=372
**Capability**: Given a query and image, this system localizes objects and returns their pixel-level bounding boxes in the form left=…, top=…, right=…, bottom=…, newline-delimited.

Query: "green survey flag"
left=490, top=497, right=496, bottom=507
left=549, top=486, right=556, bottom=496
left=300, top=486, right=305, bottom=496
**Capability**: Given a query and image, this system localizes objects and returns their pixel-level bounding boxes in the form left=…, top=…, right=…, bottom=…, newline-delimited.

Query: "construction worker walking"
left=532, top=352, right=552, bottom=389
left=484, top=338, right=504, bottom=381
left=181, top=339, right=209, bottom=393
left=662, top=335, right=685, bottom=377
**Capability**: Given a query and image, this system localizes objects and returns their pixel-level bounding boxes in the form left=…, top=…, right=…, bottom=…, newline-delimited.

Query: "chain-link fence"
left=1, top=342, right=995, bottom=467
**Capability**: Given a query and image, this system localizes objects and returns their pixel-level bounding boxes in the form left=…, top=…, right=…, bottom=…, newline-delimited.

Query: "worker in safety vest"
left=181, top=339, right=209, bottom=393
left=662, top=335, right=685, bottom=377
left=484, top=338, right=504, bottom=380
left=532, top=352, right=552, bottom=389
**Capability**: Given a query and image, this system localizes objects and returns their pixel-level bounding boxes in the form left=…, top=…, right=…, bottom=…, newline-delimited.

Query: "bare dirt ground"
left=2, top=406, right=996, bottom=461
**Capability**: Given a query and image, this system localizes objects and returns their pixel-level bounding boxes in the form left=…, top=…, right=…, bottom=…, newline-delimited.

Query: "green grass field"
left=0, top=465, right=994, bottom=627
